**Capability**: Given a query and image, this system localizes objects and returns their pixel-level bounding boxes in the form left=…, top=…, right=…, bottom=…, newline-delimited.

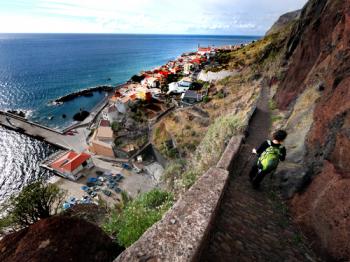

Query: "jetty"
left=0, top=111, right=87, bottom=152
left=51, top=83, right=128, bottom=104
left=52, top=85, right=113, bottom=103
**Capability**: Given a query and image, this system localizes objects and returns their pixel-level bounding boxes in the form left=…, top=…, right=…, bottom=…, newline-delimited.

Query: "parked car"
left=102, top=190, right=112, bottom=197
left=64, top=131, right=74, bottom=136
left=122, top=163, right=131, bottom=170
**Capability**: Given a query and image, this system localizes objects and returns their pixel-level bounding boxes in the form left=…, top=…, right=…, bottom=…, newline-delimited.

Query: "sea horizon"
left=0, top=32, right=263, bottom=37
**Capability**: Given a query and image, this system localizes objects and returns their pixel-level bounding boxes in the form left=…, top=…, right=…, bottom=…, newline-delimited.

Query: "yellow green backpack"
left=258, top=140, right=283, bottom=172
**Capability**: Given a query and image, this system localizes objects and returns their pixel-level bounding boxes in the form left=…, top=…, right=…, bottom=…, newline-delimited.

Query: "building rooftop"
left=96, top=126, right=114, bottom=139
left=50, top=151, right=91, bottom=173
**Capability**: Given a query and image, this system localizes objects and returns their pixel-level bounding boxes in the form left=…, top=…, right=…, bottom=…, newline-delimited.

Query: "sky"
left=0, top=0, right=308, bottom=35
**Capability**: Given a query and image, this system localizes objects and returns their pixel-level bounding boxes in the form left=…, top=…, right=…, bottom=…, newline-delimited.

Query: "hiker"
left=249, top=130, right=287, bottom=189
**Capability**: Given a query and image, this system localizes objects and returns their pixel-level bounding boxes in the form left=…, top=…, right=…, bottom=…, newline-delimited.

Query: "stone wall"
left=114, top=136, right=243, bottom=262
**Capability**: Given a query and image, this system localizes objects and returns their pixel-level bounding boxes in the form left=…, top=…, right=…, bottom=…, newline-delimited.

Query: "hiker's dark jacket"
left=256, top=140, right=286, bottom=161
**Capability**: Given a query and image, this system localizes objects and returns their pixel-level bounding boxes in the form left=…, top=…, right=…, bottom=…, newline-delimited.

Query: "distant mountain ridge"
left=266, top=10, right=301, bottom=36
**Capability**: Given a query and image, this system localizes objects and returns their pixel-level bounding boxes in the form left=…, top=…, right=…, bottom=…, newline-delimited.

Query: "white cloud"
left=0, top=0, right=308, bottom=34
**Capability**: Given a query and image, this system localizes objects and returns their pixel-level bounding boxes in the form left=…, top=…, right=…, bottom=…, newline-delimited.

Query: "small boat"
left=107, top=77, right=112, bottom=81
left=48, top=116, right=54, bottom=120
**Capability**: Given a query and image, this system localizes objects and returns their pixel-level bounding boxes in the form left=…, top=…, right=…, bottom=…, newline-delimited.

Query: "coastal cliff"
left=272, top=0, right=350, bottom=260
left=0, top=0, right=349, bottom=260
left=128, top=0, right=350, bottom=258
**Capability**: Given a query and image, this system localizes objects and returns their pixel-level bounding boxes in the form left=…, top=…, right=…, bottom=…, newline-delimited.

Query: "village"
left=38, top=44, right=243, bottom=209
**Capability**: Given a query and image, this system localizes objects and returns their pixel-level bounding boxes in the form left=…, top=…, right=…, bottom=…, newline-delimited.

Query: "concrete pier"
left=0, top=111, right=88, bottom=152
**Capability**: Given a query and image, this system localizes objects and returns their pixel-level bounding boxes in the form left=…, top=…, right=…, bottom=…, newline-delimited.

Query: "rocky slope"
left=271, top=0, right=350, bottom=260
left=0, top=215, right=123, bottom=262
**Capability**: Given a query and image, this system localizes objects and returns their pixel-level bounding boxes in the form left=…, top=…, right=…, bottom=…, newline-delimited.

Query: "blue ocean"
left=0, top=34, right=258, bottom=201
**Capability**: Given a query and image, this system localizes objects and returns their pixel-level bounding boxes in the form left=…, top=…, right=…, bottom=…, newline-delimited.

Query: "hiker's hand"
left=252, top=148, right=257, bottom=154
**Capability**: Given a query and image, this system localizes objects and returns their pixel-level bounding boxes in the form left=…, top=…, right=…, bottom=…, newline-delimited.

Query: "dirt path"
left=201, top=86, right=319, bottom=262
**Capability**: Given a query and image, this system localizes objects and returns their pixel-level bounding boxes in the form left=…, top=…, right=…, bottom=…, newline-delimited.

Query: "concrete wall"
left=90, top=141, right=115, bottom=158
left=114, top=135, right=243, bottom=262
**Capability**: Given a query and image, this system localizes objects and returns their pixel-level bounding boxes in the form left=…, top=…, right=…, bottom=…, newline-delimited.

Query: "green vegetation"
left=104, top=189, right=173, bottom=247
left=181, top=170, right=198, bottom=189
left=134, top=134, right=148, bottom=148
left=114, top=138, right=123, bottom=147
left=215, top=50, right=232, bottom=65
left=202, top=95, right=211, bottom=103
left=131, top=108, right=147, bottom=123
left=271, top=115, right=283, bottom=123
left=111, top=122, right=121, bottom=132
left=184, top=113, right=244, bottom=186
left=0, top=215, right=14, bottom=233
left=1, top=180, right=66, bottom=227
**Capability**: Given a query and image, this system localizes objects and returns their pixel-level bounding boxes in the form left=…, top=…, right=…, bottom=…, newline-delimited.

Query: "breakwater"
left=52, top=85, right=114, bottom=103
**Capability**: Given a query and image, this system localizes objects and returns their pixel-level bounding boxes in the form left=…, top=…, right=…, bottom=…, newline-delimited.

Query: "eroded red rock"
left=275, top=0, right=350, bottom=260
left=0, top=216, right=123, bottom=262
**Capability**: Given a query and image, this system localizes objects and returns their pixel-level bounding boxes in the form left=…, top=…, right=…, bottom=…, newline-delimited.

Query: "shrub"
left=114, top=138, right=123, bottom=147
left=167, top=148, right=179, bottom=159
left=203, top=96, right=211, bottom=103
left=111, top=122, right=121, bottom=132
left=104, top=189, right=173, bottom=247
left=4, top=180, right=66, bottom=226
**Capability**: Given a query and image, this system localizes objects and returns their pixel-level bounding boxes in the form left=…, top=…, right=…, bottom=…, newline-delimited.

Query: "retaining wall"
left=114, top=135, right=243, bottom=262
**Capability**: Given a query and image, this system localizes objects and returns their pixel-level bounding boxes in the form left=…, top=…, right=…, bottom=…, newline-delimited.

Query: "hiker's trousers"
left=249, top=162, right=270, bottom=188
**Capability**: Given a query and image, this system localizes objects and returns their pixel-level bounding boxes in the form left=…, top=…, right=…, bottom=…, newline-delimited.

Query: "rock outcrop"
left=273, top=0, right=350, bottom=260
left=0, top=216, right=123, bottom=262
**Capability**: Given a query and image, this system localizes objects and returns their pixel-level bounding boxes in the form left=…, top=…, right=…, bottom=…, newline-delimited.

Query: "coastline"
left=0, top=34, right=258, bottom=224
left=3, top=42, right=246, bottom=196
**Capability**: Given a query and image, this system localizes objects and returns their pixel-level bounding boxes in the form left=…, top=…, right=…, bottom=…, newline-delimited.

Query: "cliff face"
left=273, top=0, right=350, bottom=260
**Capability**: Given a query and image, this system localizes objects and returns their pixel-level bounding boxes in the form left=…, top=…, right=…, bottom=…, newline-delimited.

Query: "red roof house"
left=49, top=151, right=93, bottom=180
left=198, top=47, right=211, bottom=54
